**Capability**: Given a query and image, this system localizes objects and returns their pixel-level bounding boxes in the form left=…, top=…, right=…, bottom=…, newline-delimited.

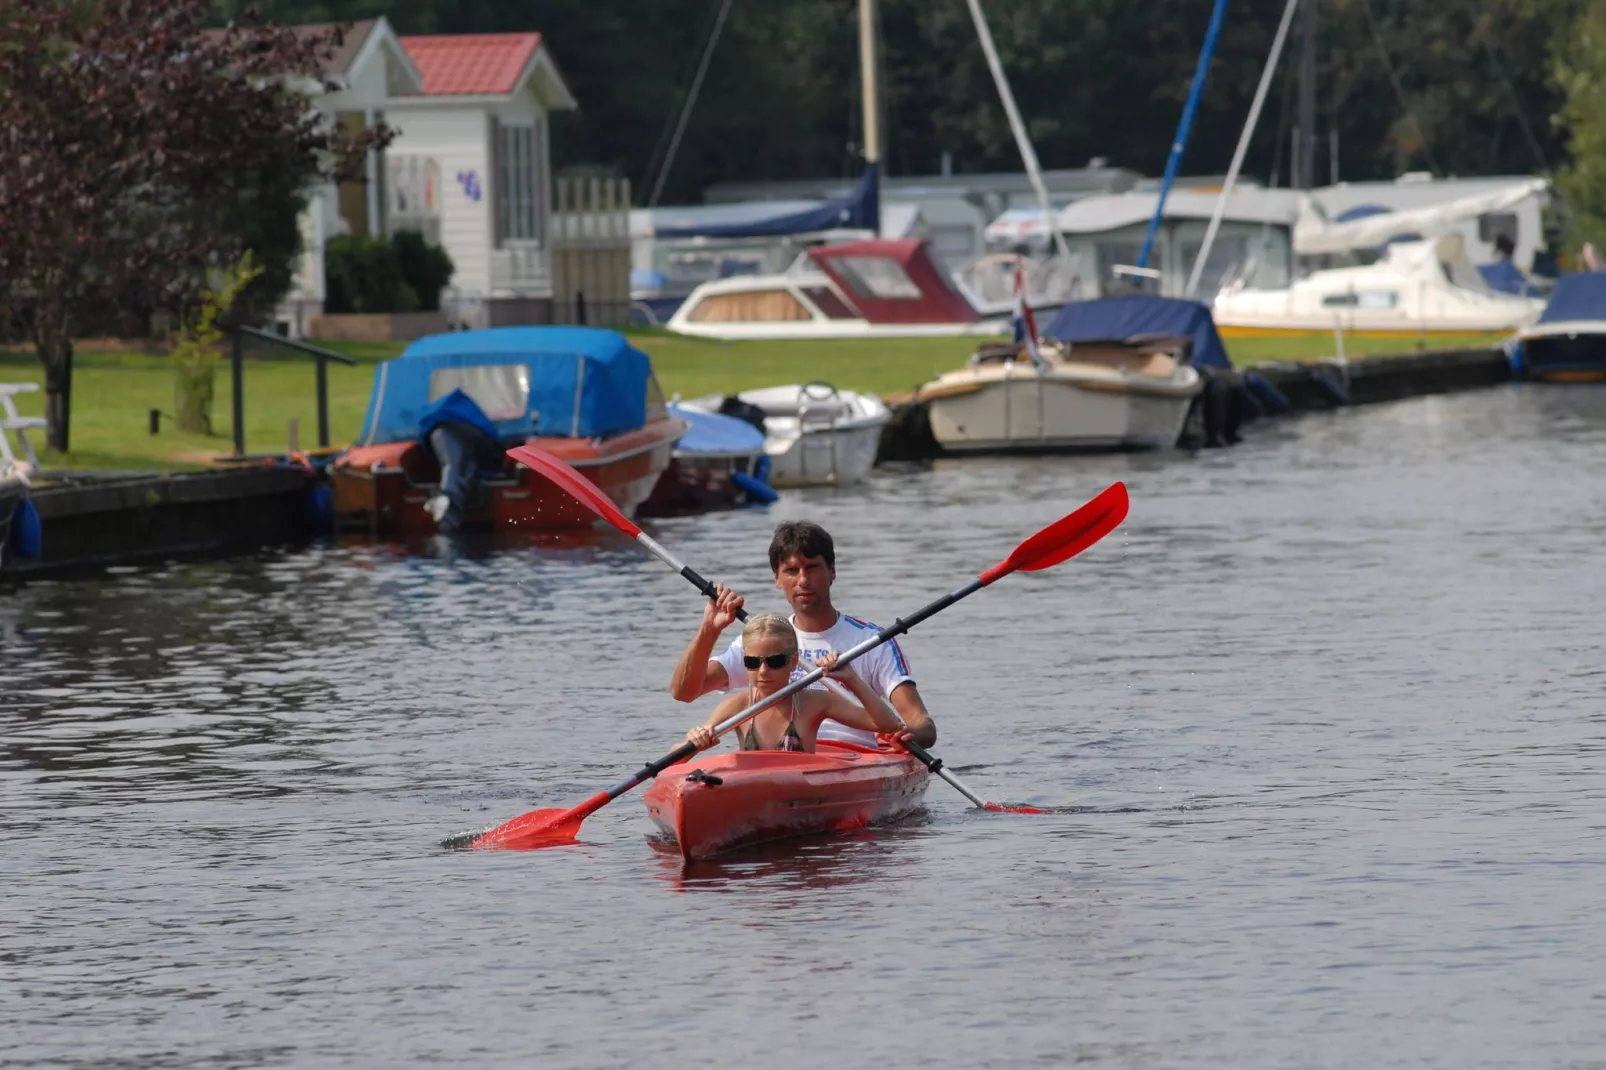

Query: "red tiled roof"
left=399, top=33, right=543, bottom=96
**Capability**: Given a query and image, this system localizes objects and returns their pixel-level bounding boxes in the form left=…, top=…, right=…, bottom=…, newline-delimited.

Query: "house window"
left=495, top=119, right=545, bottom=246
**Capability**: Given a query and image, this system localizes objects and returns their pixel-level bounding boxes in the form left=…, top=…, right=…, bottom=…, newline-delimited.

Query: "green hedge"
left=324, top=231, right=455, bottom=314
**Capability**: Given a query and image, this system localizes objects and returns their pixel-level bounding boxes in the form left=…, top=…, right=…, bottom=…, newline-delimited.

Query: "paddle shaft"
left=636, top=530, right=750, bottom=624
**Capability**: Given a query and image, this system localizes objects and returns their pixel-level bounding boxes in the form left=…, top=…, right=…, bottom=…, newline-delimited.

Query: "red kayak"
left=643, top=741, right=930, bottom=860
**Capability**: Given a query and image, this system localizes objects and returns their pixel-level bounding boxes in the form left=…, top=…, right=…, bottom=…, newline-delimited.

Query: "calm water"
left=6, top=384, right=1606, bottom=1068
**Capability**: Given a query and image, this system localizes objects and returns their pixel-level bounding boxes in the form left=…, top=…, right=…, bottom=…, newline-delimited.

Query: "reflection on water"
left=7, top=385, right=1606, bottom=1067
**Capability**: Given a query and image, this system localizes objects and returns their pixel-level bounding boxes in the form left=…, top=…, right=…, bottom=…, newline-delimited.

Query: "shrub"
left=391, top=230, right=455, bottom=312
left=323, top=235, right=419, bottom=314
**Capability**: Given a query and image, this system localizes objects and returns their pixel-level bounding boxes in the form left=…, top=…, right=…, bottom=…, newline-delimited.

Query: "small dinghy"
left=681, top=382, right=888, bottom=487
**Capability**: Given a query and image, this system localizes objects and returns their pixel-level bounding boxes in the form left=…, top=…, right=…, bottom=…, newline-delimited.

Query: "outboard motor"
left=417, top=389, right=504, bottom=533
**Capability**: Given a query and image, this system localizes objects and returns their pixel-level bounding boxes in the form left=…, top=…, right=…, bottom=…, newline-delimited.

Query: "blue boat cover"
left=418, top=388, right=499, bottom=443
left=357, top=327, right=656, bottom=446
left=1536, top=273, right=1606, bottom=323
left=669, top=402, right=765, bottom=456
left=653, top=164, right=880, bottom=240
left=1478, top=260, right=1539, bottom=297
left=1042, top=295, right=1232, bottom=368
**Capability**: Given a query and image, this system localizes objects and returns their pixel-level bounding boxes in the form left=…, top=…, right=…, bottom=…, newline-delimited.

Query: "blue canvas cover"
left=417, top=389, right=499, bottom=443
left=1478, top=260, right=1539, bottom=297
left=669, top=402, right=764, bottom=456
left=1536, top=273, right=1606, bottom=324
left=357, top=327, right=655, bottom=446
left=653, top=165, right=880, bottom=240
left=1042, top=295, right=1232, bottom=369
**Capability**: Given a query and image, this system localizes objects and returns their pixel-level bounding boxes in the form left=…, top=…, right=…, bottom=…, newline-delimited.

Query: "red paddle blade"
left=467, top=807, right=585, bottom=851
left=506, top=445, right=643, bottom=539
left=978, top=482, right=1128, bottom=585
left=984, top=802, right=1048, bottom=814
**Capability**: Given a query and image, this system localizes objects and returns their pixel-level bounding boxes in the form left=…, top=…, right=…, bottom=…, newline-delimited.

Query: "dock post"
left=231, top=332, right=245, bottom=457
left=315, top=355, right=330, bottom=448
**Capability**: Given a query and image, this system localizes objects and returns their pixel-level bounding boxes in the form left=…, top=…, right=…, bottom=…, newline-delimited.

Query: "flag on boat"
left=1013, top=263, right=1050, bottom=371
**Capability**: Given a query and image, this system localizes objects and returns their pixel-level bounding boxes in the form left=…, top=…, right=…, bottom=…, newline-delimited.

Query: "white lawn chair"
left=0, top=383, right=48, bottom=473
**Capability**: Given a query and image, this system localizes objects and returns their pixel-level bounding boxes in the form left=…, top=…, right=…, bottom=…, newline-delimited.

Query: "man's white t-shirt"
left=715, top=612, right=915, bottom=747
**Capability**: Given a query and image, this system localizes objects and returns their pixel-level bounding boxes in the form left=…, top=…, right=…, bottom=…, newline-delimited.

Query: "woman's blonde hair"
left=742, top=613, right=797, bottom=651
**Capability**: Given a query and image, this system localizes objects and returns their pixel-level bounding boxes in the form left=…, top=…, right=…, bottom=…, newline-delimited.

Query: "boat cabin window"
left=1321, top=290, right=1398, bottom=309
left=1478, top=212, right=1518, bottom=248
left=429, top=364, right=530, bottom=420
left=686, top=289, right=814, bottom=323
left=800, top=286, right=857, bottom=319
left=832, top=257, right=922, bottom=300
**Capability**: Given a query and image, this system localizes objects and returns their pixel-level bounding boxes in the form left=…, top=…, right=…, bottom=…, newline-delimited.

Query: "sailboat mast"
left=859, top=0, right=881, bottom=166
left=1297, top=0, right=1316, bottom=189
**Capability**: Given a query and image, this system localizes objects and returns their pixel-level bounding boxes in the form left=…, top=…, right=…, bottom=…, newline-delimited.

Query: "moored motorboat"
left=916, top=294, right=1218, bottom=453
left=639, top=401, right=777, bottom=516
left=331, top=327, right=687, bottom=534
left=1509, top=273, right=1606, bottom=382
left=643, top=740, right=930, bottom=860
left=681, top=382, right=889, bottom=487
left=1213, top=233, right=1545, bottom=340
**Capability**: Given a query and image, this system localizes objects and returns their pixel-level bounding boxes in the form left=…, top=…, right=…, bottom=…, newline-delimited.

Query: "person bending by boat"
left=684, top=614, right=902, bottom=753
left=669, top=520, right=937, bottom=748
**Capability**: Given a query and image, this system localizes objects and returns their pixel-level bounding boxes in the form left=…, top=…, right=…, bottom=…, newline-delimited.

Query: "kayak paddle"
left=506, top=444, right=746, bottom=622
left=457, top=477, right=1129, bottom=850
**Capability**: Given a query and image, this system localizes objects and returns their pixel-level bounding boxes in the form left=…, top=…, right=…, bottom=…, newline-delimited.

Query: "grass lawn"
left=0, top=327, right=1501, bottom=471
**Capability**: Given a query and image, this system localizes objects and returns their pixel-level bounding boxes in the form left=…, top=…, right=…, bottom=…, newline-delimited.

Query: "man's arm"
left=669, top=585, right=742, bottom=702
left=888, top=681, right=936, bottom=747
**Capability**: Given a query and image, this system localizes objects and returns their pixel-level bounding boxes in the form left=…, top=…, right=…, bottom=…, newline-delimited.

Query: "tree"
left=0, top=0, right=383, bottom=452
left=1555, top=0, right=1606, bottom=253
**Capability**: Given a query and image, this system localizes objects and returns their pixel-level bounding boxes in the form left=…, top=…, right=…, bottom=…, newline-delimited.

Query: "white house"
left=385, top=33, right=578, bottom=326
left=278, top=18, right=424, bottom=333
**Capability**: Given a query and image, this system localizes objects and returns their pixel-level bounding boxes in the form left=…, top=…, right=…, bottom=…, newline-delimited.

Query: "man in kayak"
left=669, top=520, right=938, bottom=747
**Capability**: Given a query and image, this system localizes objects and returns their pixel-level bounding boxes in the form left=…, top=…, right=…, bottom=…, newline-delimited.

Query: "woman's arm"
left=683, top=692, right=744, bottom=752
left=813, top=654, right=903, bottom=734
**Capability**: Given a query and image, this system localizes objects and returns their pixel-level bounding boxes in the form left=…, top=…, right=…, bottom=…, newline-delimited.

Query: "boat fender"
left=1243, top=372, right=1291, bottom=415
left=731, top=470, right=779, bottom=504
left=1309, top=364, right=1351, bottom=406
left=686, top=770, right=723, bottom=787
left=13, top=498, right=42, bottom=558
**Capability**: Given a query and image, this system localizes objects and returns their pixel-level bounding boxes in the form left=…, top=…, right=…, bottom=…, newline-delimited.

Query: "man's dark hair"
left=769, top=521, right=835, bottom=571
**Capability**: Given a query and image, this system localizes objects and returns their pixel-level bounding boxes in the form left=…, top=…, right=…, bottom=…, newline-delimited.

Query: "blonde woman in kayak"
left=684, top=613, right=902, bottom=753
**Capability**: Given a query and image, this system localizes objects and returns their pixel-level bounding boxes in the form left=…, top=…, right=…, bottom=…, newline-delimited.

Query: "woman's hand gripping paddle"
left=454, top=473, right=1130, bottom=850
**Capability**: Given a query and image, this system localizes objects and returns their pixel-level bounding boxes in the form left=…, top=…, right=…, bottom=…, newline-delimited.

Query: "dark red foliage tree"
left=0, top=0, right=386, bottom=452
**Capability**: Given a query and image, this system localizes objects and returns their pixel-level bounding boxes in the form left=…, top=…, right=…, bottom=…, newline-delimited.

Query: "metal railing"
left=228, top=326, right=357, bottom=457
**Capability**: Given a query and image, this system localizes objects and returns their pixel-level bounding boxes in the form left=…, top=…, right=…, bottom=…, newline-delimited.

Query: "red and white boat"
left=331, top=327, right=686, bottom=535
left=665, top=237, right=1062, bottom=341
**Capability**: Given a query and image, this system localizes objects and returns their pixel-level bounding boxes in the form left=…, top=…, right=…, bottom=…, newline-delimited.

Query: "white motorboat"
left=681, top=383, right=890, bottom=487
left=916, top=336, right=1202, bottom=453
left=1214, top=225, right=1546, bottom=340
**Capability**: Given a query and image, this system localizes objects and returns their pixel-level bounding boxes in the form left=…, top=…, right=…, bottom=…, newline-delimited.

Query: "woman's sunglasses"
left=743, top=652, right=793, bottom=670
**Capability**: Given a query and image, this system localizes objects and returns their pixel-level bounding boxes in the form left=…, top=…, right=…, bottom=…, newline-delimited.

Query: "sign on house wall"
left=389, top=155, right=442, bottom=244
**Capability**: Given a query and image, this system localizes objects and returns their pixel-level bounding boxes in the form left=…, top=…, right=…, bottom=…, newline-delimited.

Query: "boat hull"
left=725, top=384, right=890, bottom=486
left=330, top=418, right=684, bottom=534
left=639, top=452, right=765, bottom=516
left=920, top=364, right=1201, bottom=453
left=1513, top=324, right=1606, bottom=383
left=643, top=742, right=930, bottom=860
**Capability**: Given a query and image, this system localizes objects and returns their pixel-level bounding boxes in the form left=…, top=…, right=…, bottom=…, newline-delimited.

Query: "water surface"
left=6, top=384, right=1606, bottom=1067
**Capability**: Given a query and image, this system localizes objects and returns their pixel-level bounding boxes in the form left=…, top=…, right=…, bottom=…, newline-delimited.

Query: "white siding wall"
left=386, top=105, right=494, bottom=297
